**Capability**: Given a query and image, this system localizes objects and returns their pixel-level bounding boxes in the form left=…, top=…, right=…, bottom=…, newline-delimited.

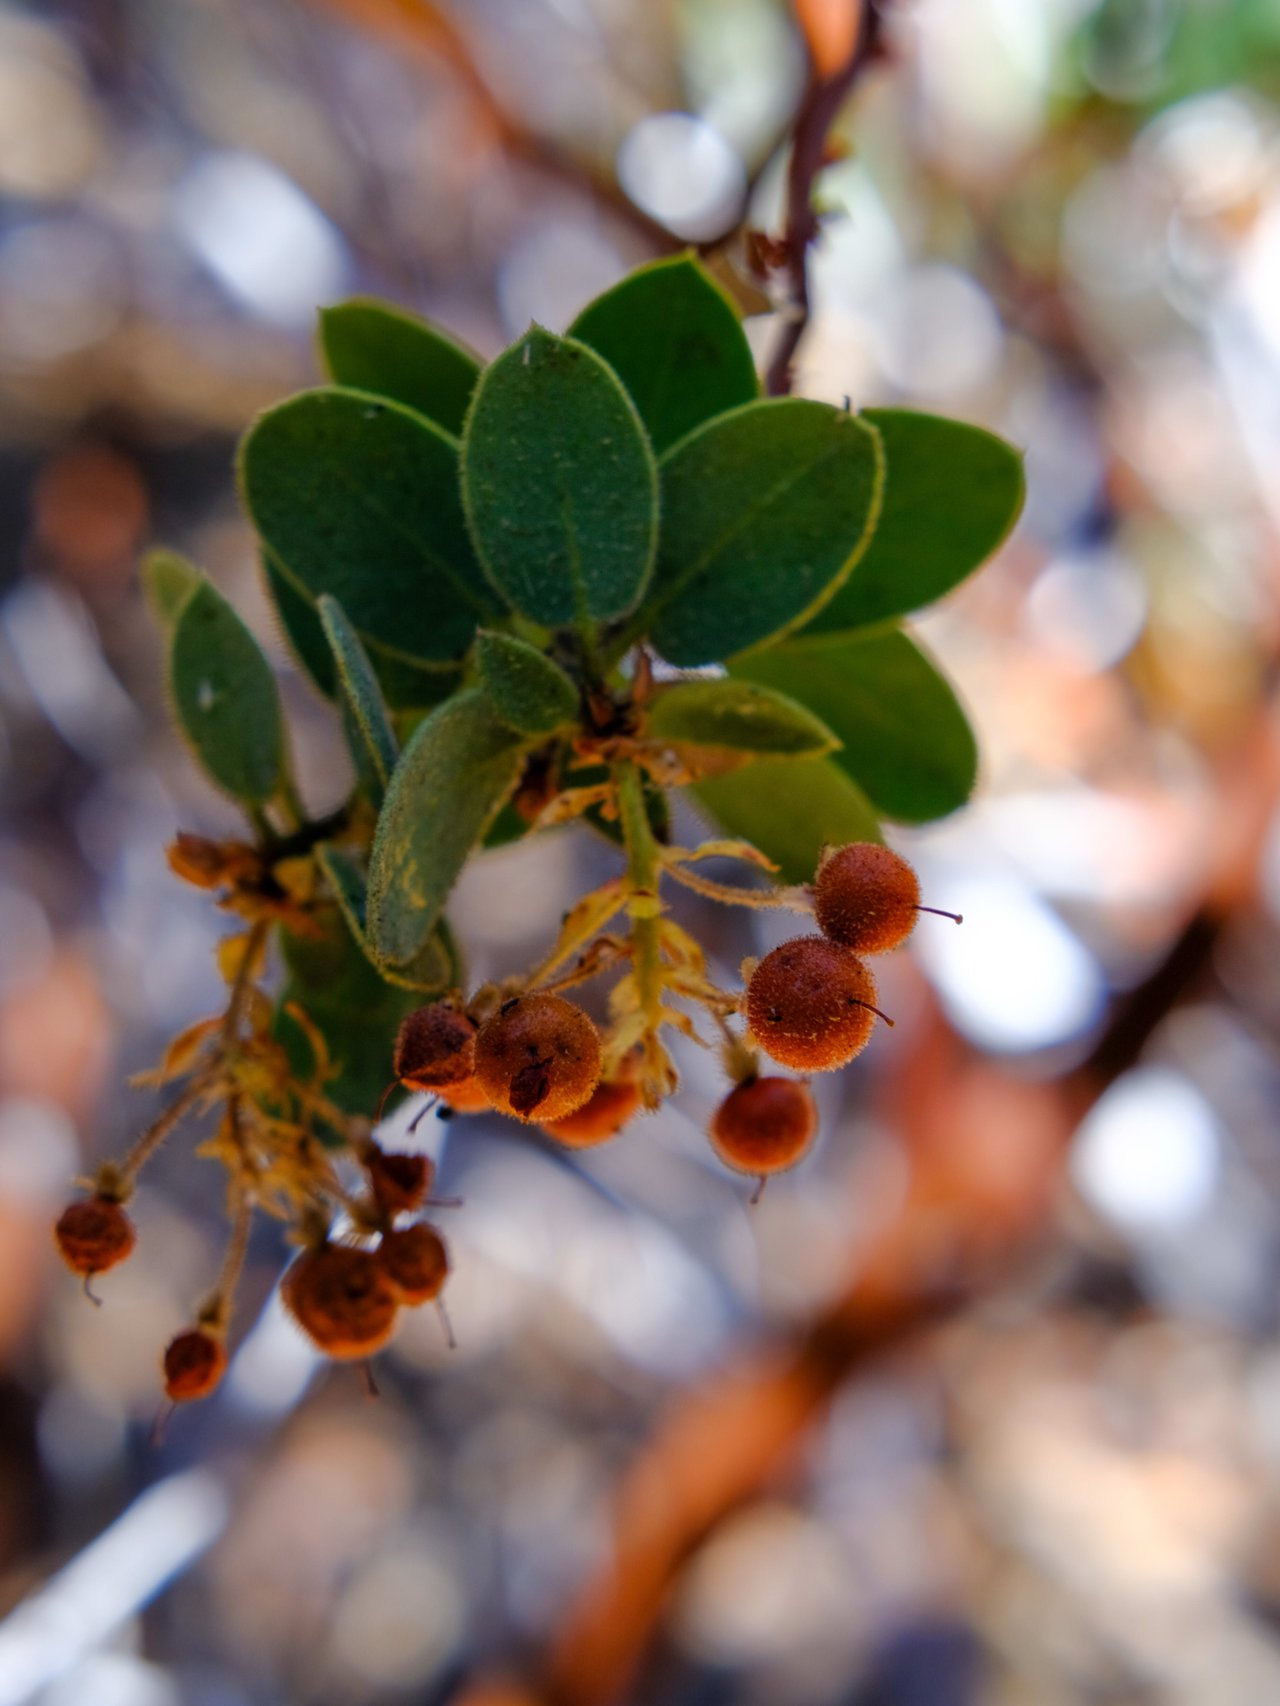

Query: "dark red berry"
left=394, top=1001, right=477, bottom=1091
left=474, top=994, right=601, bottom=1122
left=710, top=1076, right=818, bottom=1178
left=163, top=1328, right=227, bottom=1402
left=380, top=1224, right=449, bottom=1305
left=540, top=1073, right=641, bottom=1148
left=364, top=1145, right=432, bottom=1217
left=54, top=1196, right=136, bottom=1278
left=282, top=1243, right=399, bottom=1358
left=745, top=935, right=885, bottom=1071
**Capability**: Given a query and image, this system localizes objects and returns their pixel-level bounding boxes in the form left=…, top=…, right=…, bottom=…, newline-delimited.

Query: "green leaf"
left=475, top=630, right=578, bottom=734
left=316, top=842, right=459, bottom=993
left=318, top=298, right=481, bottom=435
left=461, top=327, right=658, bottom=628
left=568, top=254, right=758, bottom=455
left=241, top=386, right=497, bottom=668
left=646, top=677, right=838, bottom=759
left=169, top=577, right=285, bottom=805
left=367, top=687, right=527, bottom=965
left=730, top=627, right=977, bottom=823
left=276, top=905, right=420, bottom=1120
left=642, top=400, right=884, bottom=666
left=691, top=757, right=880, bottom=885
left=141, top=548, right=199, bottom=626
left=318, top=594, right=398, bottom=799
left=801, top=409, right=1024, bottom=634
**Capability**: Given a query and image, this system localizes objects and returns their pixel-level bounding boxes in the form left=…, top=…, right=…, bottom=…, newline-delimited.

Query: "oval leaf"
left=691, top=756, right=880, bottom=885
left=170, top=578, right=285, bottom=805
left=318, top=594, right=398, bottom=798
left=568, top=254, right=759, bottom=455
left=316, top=843, right=459, bottom=993
left=241, top=386, right=497, bottom=668
left=461, top=327, right=658, bottom=628
left=802, top=409, right=1024, bottom=633
left=475, top=630, right=578, bottom=734
left=318, top=298, right=481, bottom=436
left=367, top=687, right=527, bottom=965
left=141, top=547, right=200, bottom=627
left=731, top=626, right=977, bottom=822
left=646, top=677, right=837, bottom=758
left=642, top=399, right=884, bottom=666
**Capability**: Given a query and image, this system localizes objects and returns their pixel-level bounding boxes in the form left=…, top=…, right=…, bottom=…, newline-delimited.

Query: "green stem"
left=614, top=760, right=662, bottom=1028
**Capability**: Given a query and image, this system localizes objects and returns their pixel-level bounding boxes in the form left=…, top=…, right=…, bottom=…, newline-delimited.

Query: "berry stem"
left=614, top=758, right=664, bottom=1040
left=121, top=1074, right=211, bottom=1184
left=917, top=905, right=964, bottom=925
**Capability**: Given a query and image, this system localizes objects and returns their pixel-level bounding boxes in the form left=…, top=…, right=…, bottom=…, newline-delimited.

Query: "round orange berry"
left=163, top=1328, right=227, bottom=1402
left=710, top=1076, right=818, bottom=1178
left=380, top=1223, right=450, bottom=1305
left=281, top=1243, right=399, bottom=1358
left=474, top=994, right=601, bottom=1122
left=54, top=1196, right=136, bottom=1278
left=364, top=1145, right=432, bottom=1217
left=814, top=842, right=921, bottom=953
left=394, top=1000, right=477, bottom=1091
left=746, top=935, right=884, bottom=1071
left=540, top=1073, right=642, bottom=1148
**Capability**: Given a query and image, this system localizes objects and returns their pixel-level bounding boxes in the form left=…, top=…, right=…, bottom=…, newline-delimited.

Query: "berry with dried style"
left=710, top=1075, right=818, bottom=1180
left=814, top=842, right=961, bottom=954
left=163, top=1327, right=228, bottom=1403
left=746, top=935, right=890, bottom=1072
left=539, top=1066, right=642, bottom=1148
left=363, top=1143, right=432, bottom=1217
left=380, top=1223, right=450, bottom=1305
left=393, top=1000, right=477, bottom=1091
left=281, top=1242, right=400, bottom=1358
left=475, top=993, right=602, bottom=1122
left=54, top=1195, right=136, bottom=1279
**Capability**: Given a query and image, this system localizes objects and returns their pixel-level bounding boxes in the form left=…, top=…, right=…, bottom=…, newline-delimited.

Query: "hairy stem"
left=614, top=761, right=663, bottom=1035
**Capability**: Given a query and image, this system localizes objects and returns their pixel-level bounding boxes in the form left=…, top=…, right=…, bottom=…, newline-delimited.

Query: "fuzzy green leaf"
left=141, top=548, right=200, bottom=627
left=731, top=627, right=977, bottom=823
left=475, top=630, right=578, bottom=734
left=169, top=578, right=284, bottom=804
left=568, top=254, right=758, bottom=455
left=241, top=386, right=497, bottom=668
left=318, top=594, right=398, bottom=798
left=460, top=327, right=658, bottom=628
left=642, top=400, right=884, bottom=666
left=692, top=757, right=880, bottom=884
left=802, top=409, right=1024, bottom=634
left=646, top=677, right=837, bottom=759
left=318, top=298, right=481, bottom=435
left=316, top=843, right=459, bottom=993
left=367, top=687, right=527, bottom=965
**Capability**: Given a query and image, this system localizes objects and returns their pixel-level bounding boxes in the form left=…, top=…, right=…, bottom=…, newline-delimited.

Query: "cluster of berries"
left=53, top=840, right=955, bottom=1402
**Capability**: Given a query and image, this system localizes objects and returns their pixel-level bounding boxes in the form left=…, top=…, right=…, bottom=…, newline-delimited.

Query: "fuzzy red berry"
left=435, top=1075, right=491, bottom=1114
left=54, top=1196, right=136, bottom=1278
left=281, top=1243, right=399, bottom=1359
left=394, top=1000, right=477, bottom=1091
left=814, top=842, right=958, bottom=954
left=380, top=1224, right=449, bottom=1305
left=745, top=935, right=885, bottom=1072
left=475, top=994, right=601, bottom=1122
left=364, top=1145, right=432, bottom=1217
left=710, top=1076, right=818, bottom=1179
left=163, top=1328, right=227, bottom=1402
left=540, top=1072, right=642, bottom=1148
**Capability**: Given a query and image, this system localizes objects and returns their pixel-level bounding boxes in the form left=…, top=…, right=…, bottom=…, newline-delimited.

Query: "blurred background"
left=4, top=0, right=1280, bottom=1702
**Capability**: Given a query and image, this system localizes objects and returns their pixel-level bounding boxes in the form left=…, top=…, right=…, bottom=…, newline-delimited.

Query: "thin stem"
left=223, top=920, right=270, bottom=1048
left=614, top=761, right=663, bottom=1033
left=121, top=1076, right=210, bottom=1183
